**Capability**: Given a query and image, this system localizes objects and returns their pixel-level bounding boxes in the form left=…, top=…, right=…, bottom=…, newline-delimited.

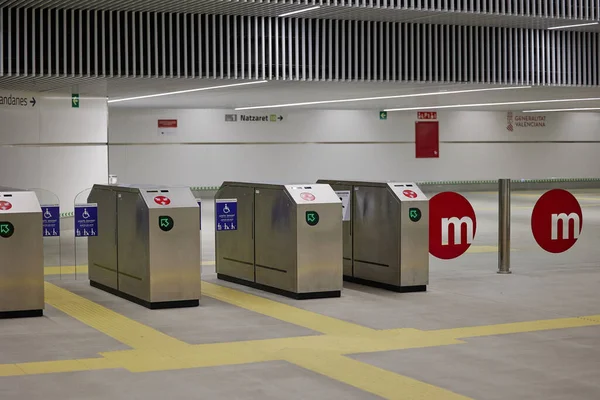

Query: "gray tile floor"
left=2, top=189, right=600, bottom=399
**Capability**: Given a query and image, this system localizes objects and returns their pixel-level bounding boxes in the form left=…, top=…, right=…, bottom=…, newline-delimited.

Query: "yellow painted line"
left=44, top=261, right=215, bottom=276
left=284, top=351, right=471, bottom=400
left=201, top=281, right=375, bottom=336
left=44, top=282, right=191, bottom=353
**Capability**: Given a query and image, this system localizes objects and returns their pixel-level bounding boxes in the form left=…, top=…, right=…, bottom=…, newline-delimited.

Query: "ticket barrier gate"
left=0, top=187, right=44, bottom=318
left=317, top=180, right=429, bottom=292
left=215, top=182, right=343, bottom=299
left=88, top=184, right=201, bottom=309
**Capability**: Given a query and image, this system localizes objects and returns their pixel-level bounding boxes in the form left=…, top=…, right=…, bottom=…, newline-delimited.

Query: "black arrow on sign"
left=30, top=97, right=36, bottom=107
left=277, top=115, right=283, bottom=121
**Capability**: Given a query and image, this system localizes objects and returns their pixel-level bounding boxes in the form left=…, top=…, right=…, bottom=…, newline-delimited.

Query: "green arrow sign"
left=409, top=208, right=422, bottom=222
left=0, top=221, right=14, bottom=238
left=72, top=94, right=80, bottom=108
left=379, top=111, right=387, bottom=120
left=158, top=216, right=174, bottom=232
left=306, top=211, right=320, bottom=226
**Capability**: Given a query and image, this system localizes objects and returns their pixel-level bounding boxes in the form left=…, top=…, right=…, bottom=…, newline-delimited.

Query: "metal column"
left=498, top=178, right=511, bottom=274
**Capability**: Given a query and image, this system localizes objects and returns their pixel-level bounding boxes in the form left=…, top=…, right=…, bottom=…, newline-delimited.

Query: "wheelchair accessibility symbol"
left=44, top=208, right=53, bottom=219
left=222, top=204, right=231, bottom=214
left=82, top=208, right=91, bottom=219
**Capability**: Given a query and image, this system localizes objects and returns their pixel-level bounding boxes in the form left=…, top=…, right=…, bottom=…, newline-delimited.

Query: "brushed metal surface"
left=216, top=182, right=343, bottom=295
left=0, top=190, right=44, bottom=312
left=317, top=180, right=429, bottom=289
left=117, top=190, right=150, bottom=301
left=215, top=184, right=255, bottom=282
left=88, top=184, right=201, bottom=304
left=88, top=187, right=118, bottom=289
left=324, top=183, right=353, bottom=276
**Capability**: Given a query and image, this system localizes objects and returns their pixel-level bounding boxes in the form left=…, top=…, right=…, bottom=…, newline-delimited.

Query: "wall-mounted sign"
left=72, top=94, right=80, bottom=108
left=506, top=111, right=546, bottom=131
left=0, top=91, right=37, bottom=109
left=415, top=121, right=439, bottom=158
left=224, top=113, right=284, bottom=123
left=379, top=111, right=388, bottom=120
left=417, top=111, right=437, bottom=120
left=158, top=119, right=178, bottom=135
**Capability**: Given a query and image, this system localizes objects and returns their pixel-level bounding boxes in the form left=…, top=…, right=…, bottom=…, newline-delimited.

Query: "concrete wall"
left=0, top=91, right=108, bottom=211
left=108, top=109, right=600, bottom=186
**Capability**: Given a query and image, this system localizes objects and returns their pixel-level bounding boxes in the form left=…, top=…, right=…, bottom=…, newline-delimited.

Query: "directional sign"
left=409, top=208, right=422, bottom=222
left=74, top=204, right=98, bottom=237
left=158, top=216, right=174, bottom=232
left=306, top=211, right=320, bottom=226
left=269, top=114, right=284, bottom=122
left=72, top=93, right=80, bottom=108
left=42, top=205, right=60, bottom=237
left=429, top=192, right=477, bottom=260
left=531, top=189, right=583, bottom=253
left=0, top=221, right=14, bottom=238
left=379, top=111, right=388, bottom=120
left=0, top=200, right=12, bottom=211
left=216, top=199, right=237, bottom=231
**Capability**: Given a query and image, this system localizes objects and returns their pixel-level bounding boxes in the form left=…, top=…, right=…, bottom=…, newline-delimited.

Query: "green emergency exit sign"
left=158, top=216, right=174, bottom=232
left=379, top=111, right=387, bottom=120
left=72, top=94, right=80, bottom=108
left=0, top=221, right=14, bottom=238
left=305, top=211, right=319, bottom=226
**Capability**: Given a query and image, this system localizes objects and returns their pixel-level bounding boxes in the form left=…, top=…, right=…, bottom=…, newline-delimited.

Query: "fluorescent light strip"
left=548, top=22, right=599, bottom=30
left=107, top=80, right=268, bottom=103
left=385, top=97, right=600, bottom=112
left=278, top=6, right=321, bottom=17
left=234, top=86, right=531, bottom=111
left=523, top=107, right=600, bottom=113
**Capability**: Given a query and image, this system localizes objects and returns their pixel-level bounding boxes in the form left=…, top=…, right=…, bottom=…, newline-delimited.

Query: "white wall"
left=108, top=109, right=600, bottom=186
left=0, top=92, right=108, bottom=210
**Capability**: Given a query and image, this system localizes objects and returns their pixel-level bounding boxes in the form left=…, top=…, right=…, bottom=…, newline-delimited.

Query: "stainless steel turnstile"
left=88, top=184, right=201, bottom=309
left=0, top=187, right=44, bottom=318
left=215, top=182, right=343, bottom=299
left=317, top=180, right=429, bottom=292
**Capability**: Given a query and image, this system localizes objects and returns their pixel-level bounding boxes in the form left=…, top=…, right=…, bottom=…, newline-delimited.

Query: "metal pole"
left=498, top=178, right=511, bottom=274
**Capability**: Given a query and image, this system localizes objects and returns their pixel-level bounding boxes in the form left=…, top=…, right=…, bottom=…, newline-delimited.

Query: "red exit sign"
left=417, top=111, right=437, bottom=120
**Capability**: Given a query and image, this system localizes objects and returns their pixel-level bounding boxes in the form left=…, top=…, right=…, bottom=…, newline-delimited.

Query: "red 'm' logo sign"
left=429, top=192, right=476, bottom=259
left=154, top=196, right=171, bottom=206
left=531, top=189, right=582, bottom=253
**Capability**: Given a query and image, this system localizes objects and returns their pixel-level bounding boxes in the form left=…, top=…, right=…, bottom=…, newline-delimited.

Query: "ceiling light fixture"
left=385, top=97, right=600, bottom=112
left=278, top=6, right=321, bottom=17
left=523, top=107, right=600, bottom=113
left=547, top=22, right=599, bottom=30
left=107, top=80, right=268, bottom=103
left=234, top=86, right=531, bottom=111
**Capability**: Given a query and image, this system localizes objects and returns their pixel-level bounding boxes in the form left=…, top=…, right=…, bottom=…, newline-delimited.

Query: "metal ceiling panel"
left=0, top=7, right=599, bottom=86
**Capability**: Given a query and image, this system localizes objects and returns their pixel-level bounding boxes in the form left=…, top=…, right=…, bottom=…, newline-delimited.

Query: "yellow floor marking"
left=201, top=281, right=375, bottom=336
left=44, top=261, right=215, bottom=276
left=44, top=282, right=190, bottom=353
left=285, top=351, right=470, bottom=400
left=3, top=280, right=600, bottom=399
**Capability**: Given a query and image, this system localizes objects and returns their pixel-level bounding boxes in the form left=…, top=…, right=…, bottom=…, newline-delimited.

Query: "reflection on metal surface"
left=0, top=187, right=44, bottom=318
left=318, top=180, right=429, bottom=292
left=216, top=182, right=343, bottom=299
left=88, top=184, right=201, bottom=309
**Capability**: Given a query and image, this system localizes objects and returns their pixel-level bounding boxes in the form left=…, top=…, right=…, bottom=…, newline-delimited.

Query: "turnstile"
left=215, top=182, right=343, bottom=299
left=88, top=184, right=201, bottom=309
left=317, top=180, right=429, bottom=292
left=0, top=187, right=44, bottom=318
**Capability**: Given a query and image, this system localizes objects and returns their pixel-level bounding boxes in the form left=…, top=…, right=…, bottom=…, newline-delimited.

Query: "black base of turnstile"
left=217, top=274, right=341, bottom=300
left=344, top=275, right=427, bottom=293
left=0, top=309, right=43, bottom=319
left=90, top=280, right=199, bottom=309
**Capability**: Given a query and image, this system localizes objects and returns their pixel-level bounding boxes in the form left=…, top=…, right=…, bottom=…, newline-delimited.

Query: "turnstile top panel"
left=0, top=190, right=42, bottom=214
left=386, top=182, right=428, bottom=202
left=220, top=182, right=341, bottom=205
left=90, top=184, right=198, bottom=208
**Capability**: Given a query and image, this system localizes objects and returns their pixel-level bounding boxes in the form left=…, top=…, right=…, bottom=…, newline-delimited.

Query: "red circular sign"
left=154, top=196, right=171, bottom=206
left=531, top=189, right=582, bottom=254
left=0, top=201, right=12, bottom=211
left=403, top=190, right=418, bottom=199
left=300, top=192, right=315, bottom=201
left=429, top=192, right=477, bottom=260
